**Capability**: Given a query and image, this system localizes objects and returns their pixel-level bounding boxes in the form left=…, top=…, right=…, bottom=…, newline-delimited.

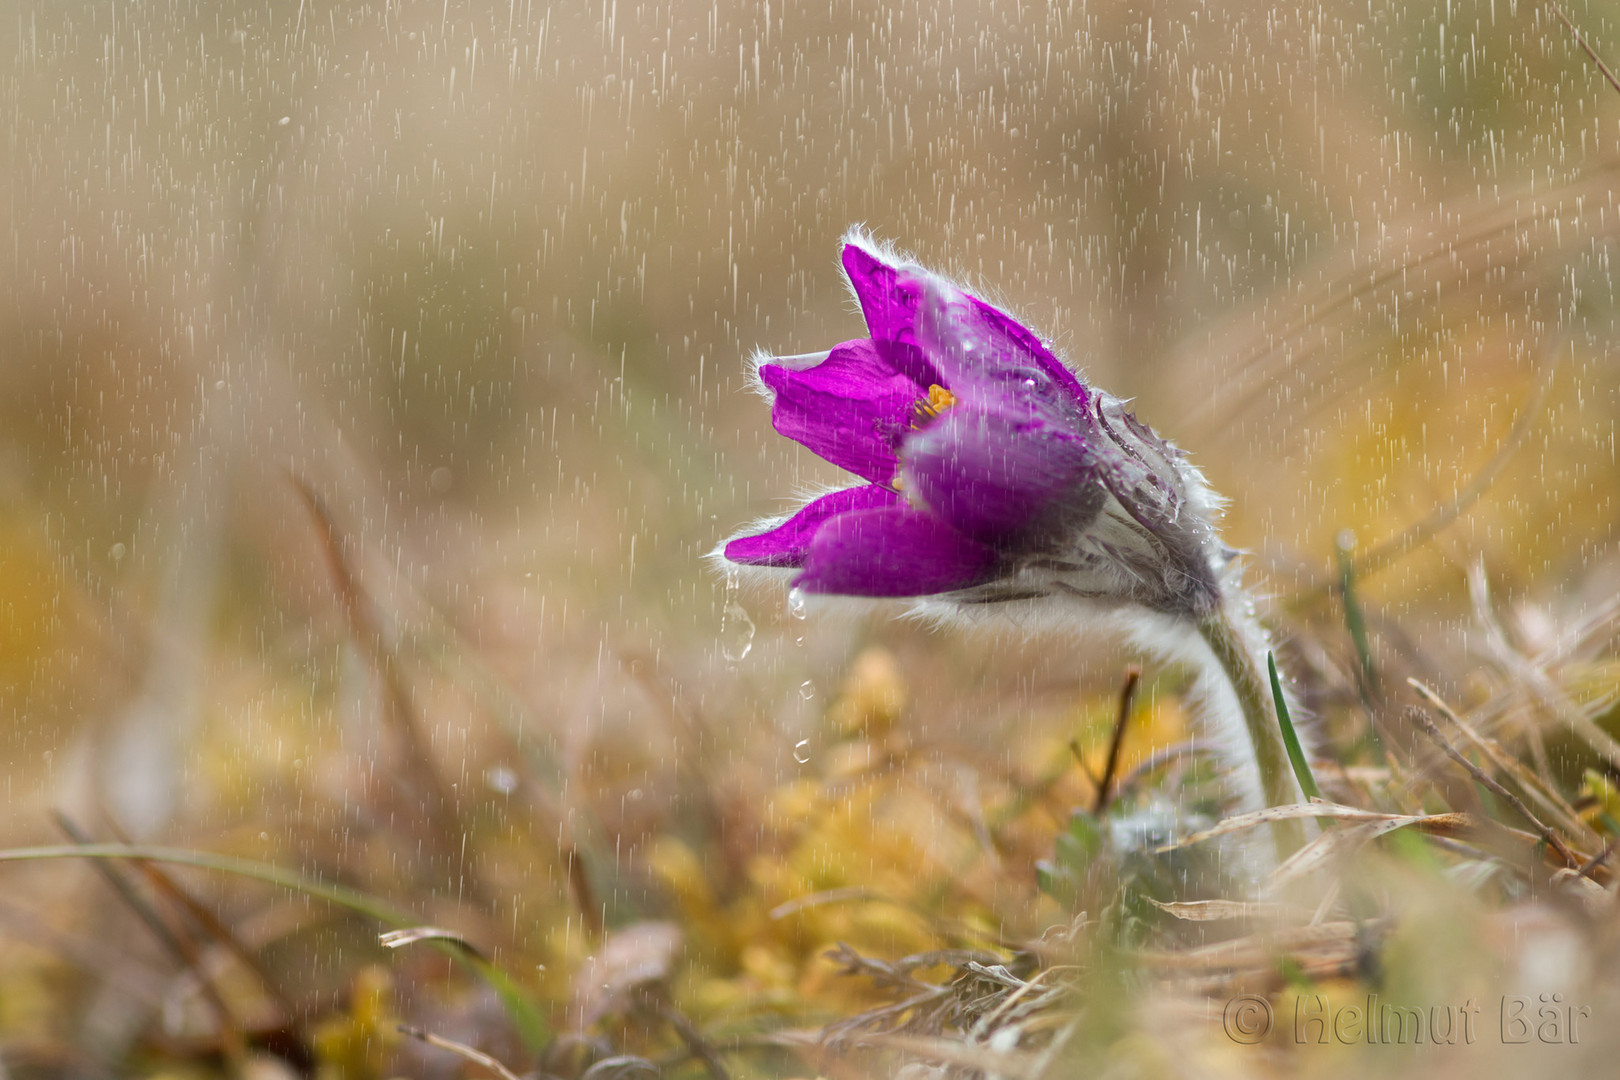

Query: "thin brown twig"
left=397, top=1025, right=525, bottom=1080
left=53, top=814, right=245, bottom=1060
left=1546, top=0, right=1620, bottom=97
left=1404, top=706, right=1583, bottom=870
left=653, top=998, right=732, bottom=1080
left=1094, top=666, right=1142, bottom=814
left=100, top=815, right=296, bottom=1019
left=1066, top=740, right=1099, bottom=792
left=290, top=474, right=478, bottom=894
left=1406, top=680, right=1591, bottom=843
left=1577, top=838, right=1617, bottom=882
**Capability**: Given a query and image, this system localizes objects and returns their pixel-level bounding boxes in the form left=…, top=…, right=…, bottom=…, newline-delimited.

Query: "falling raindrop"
left=721, top=601, right=756, bottom=661
left=798, top=679, right=815, bottom=701
left=787, top=587, right=808, bottom=619
left=720, top=570, right=756, bottom=661
left=792, top=739, right=811, bottom=764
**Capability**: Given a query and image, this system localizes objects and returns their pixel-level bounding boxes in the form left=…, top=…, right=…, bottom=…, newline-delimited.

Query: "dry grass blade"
left=1147, top=899, right=1311, bottom=922
left=378, top=926, right=489, bottom=960
left=397, top=1025, right=525, bottom=1080
left=652, top=999, right=732, bottom=1080
left=1466, top=566, right=1620, bottom=774
left=1405, top=701, right=1585, bottom=870
left=1269, top=813, right=1472, bottom=887
left=1546, top=0, right=1620, bottom=97
left=290, top=474, right=474, bottom=888
left=1157, top=802, right=1416, bottom=852
left=0, top=843, right=551, bottom=1049
left=1407, top=679, right=1591, bottom=843
left=1140, top=920, right=1370, bottom=974
left=52, top=814, right=245, bottom=1059
left=101, top=816, right=296, bottom=1019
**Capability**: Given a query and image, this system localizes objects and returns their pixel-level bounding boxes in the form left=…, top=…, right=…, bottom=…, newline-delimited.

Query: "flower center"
left=912, top=384, right=956, bottom=427
left=893, top=385, right=958, bottom=492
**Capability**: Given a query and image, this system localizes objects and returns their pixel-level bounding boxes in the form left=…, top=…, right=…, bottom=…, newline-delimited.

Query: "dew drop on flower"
left=793, top=739, right=812, bottom=764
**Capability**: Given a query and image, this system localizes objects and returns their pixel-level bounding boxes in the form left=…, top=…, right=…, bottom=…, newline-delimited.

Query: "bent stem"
left=1195, top=603, right=1307, bottom=863
left=0, top=844, right=551, bottom=1052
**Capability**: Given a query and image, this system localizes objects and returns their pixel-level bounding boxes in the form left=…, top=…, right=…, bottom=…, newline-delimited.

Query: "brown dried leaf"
left=572, top=921, right=683, bottom=1027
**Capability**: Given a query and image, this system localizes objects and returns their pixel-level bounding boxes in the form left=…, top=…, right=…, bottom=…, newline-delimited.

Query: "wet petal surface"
left=724, top=484, right=904, bottom=568
left=759, top=339, right=927, bottom=483
left=902, top=405, right=1106, bottom=546
left=797, top=504, right=1000, bottom=596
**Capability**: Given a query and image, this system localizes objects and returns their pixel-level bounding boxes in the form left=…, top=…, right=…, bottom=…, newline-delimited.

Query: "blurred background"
left=3, top=0, right=1620, bottom=1075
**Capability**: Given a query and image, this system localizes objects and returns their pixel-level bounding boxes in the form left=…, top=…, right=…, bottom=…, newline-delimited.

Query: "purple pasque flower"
left=721, top=231, right=1226, bottom=617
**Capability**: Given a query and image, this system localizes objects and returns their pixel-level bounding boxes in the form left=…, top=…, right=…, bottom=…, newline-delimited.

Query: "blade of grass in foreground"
left=0, top=844, right=550, bottom=1052
left=1268, top=652, right=1322, bottom=802
left=1336, top=534, right=1380, bottom=704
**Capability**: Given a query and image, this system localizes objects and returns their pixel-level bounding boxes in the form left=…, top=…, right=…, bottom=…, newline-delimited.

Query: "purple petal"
left=724, top=485, right=903, bottom=568
left=842, top=241, right=1089, bottom=405
left=759, top=339, right=928, bottom=482
left=910, top=276, right=1092, bottom=420
left=797, top=505, right=999, bottom=597
left=842, top=242, right=925, bottom=345
left=902, top=405, right=1106, bottom=546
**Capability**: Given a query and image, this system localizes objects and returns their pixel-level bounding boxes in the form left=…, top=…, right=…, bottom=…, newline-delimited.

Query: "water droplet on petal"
left=793, top=739, right=811, bottom=764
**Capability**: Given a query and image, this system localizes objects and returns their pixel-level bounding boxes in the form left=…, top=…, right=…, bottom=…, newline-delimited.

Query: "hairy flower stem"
left=1195, top=603, right=1308, bottom=863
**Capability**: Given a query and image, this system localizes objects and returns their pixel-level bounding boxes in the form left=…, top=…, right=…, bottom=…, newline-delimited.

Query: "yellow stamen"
left=912, top=384, right=957, bottom=426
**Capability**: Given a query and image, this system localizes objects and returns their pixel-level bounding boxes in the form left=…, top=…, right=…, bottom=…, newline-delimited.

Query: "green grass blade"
left=1268, top=652, right=1322, bottom=802
left=0, top=844, right=551, bottom=1052
left=1336, top=536, right=1380, bottom=700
